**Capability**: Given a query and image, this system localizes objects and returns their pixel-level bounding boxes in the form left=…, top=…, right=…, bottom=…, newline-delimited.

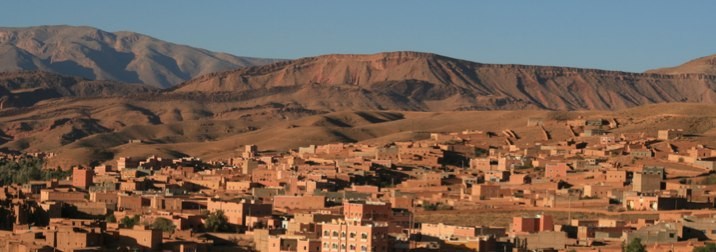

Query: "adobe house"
left=72, top=167, right=94, bottom=190
left=318, top=219, right=390, bottom=252
left=507, top=173, right=531, bottom=185
left=545, top=163, right=570, bottom=180
left=604, top=169, right=627, bottom=184
left=207, top=199, right=272, bottom=227
left=632, top=172, right=662, bottom=193
left=623, top=222, right=678, bottom=245
left=273, top=195, right=326, bottom=212
left=511, top=214, right=554, bottom=234
left=513, top=231, right=569, bottom=251
left=267, top=235, right=321, bottom=252
left=118, top=226, right=163, bottom=252
left=658, top=129, right=684, bottom=140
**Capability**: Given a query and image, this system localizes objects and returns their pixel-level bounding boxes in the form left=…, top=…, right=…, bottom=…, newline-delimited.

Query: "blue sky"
left=1, top=1, right=715, bottom=72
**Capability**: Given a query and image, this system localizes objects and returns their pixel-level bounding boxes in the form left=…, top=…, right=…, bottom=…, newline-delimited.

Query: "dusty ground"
left=4, top=102, right=716, bottom=168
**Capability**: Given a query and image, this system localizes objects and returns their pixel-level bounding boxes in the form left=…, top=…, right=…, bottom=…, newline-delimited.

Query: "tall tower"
left=72, top=167, right=93, bottom=190
left=242, top=145, right=258, bottom=158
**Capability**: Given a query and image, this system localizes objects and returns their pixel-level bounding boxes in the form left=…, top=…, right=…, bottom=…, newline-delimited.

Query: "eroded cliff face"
left=173, top=51, right=716, bottom=111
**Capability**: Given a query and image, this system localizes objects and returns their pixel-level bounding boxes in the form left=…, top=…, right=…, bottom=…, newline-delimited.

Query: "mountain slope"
left=173, top=51, right=716, bottom=111
left=4, top=50, right=716, bottom=166
left=647, top=54, right=716, bottom=75
left=0, top=25, right=280, bottom=88
left=0, top=70, right=156, bottom=108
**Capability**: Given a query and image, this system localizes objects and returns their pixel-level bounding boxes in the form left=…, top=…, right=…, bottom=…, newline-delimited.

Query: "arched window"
left=341, top=231, right=346, bottom=238
left=333, top=231, right=339, bottom=237
left=361, top=232, right=368, bottom=239
left=349, top=232, right=356, bottom=238
left=323, top=230, right=329, bottom=237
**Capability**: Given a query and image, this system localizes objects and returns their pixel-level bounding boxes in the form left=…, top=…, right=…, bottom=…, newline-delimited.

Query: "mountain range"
left=1, top=25, right=716, bottom=166
left=0, top=25, right=279, bottom=88
left=172, top=51, right=716, bottom=111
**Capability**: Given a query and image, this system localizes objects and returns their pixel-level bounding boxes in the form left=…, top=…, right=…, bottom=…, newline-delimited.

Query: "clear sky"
left=1, top=1, right=715, bottom=72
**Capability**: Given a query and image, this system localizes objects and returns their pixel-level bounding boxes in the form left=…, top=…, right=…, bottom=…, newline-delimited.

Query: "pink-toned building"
left=273, top=195, right=326, bottom=211
left=420, top=223, right=506, bottom=240
left=118, top=194, right=148, bottom=211
left=545, top=163, right=569, bottom=179
left=471, top=184, right=503, bottom=199
left=343, top=201, right=392, bottom=222
left=267, top=235, right=321, bottom=252
left=319, top=219, right=390, bottom=252
left=605, top=169, right=627, bottom=184
left=207, top=199, right=272, bottom=227
left=508, top=173, right=531, bottom=185
left=118, top=226, right=162, bottom=251
left=623, top=195, right=658, bottom=211
left=512, top=215, right=554, bottom=234
left=72, top=167, right=93, bottom=190
left=40, top=189, right=85, bottom=203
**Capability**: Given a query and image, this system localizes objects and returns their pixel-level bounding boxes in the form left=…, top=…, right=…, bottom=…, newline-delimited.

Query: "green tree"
left=694, top=243, right=716, bottom=252
left=151, top=217, right=176, bottom=233
left=0, top=157, right=70, bottom=186
left=204, top=210, right=229, bottom=232
left=701, top=175, right=716, bottom=185
left=120, top=215, right=141, bottom=228
left=624, top=238, right=646, bottom=252
left=105, top=214, right=117, bottom=223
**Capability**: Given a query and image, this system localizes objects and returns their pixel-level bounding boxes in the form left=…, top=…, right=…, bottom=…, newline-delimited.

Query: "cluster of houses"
left=2, top=117, right=716, bottom=251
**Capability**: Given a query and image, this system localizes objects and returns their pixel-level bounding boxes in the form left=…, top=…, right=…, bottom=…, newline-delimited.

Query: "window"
left=324, top=230, right=330, bottom=237
left=361, top=246, right=368, bottom=252
left=349, top=232, right=356, bottom=238
left=333, top=231, right=339, bottom=237
left=361, top=233, right=368, bottom=239
left=341, top=231, right=346, bottom=237
left=324, top=242, right=329, bottom=248
left=332, top=243, right=338, bottom=249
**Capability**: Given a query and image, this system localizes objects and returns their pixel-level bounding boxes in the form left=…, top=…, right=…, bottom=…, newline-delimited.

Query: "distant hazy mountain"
left=173, top=51, right=716, bottom=111
left=0, top=25, right=280, bottom=88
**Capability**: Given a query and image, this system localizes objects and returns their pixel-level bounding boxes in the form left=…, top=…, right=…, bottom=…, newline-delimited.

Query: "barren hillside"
left=174, top=51, right=716, bottom=111
left=0, top=25, right=280, bottom=88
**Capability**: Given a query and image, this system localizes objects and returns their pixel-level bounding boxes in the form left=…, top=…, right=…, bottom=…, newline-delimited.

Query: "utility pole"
left=568, top=192, right=572, bottom=224
left=409, top=210, right=415, bottom=250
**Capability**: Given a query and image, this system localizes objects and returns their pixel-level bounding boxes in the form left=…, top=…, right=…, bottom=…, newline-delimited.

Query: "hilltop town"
left=2, top=115, right=716, bottom=252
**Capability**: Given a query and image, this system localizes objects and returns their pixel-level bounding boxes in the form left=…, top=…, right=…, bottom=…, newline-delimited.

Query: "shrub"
left=204, top=210, right=230, bottom=232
